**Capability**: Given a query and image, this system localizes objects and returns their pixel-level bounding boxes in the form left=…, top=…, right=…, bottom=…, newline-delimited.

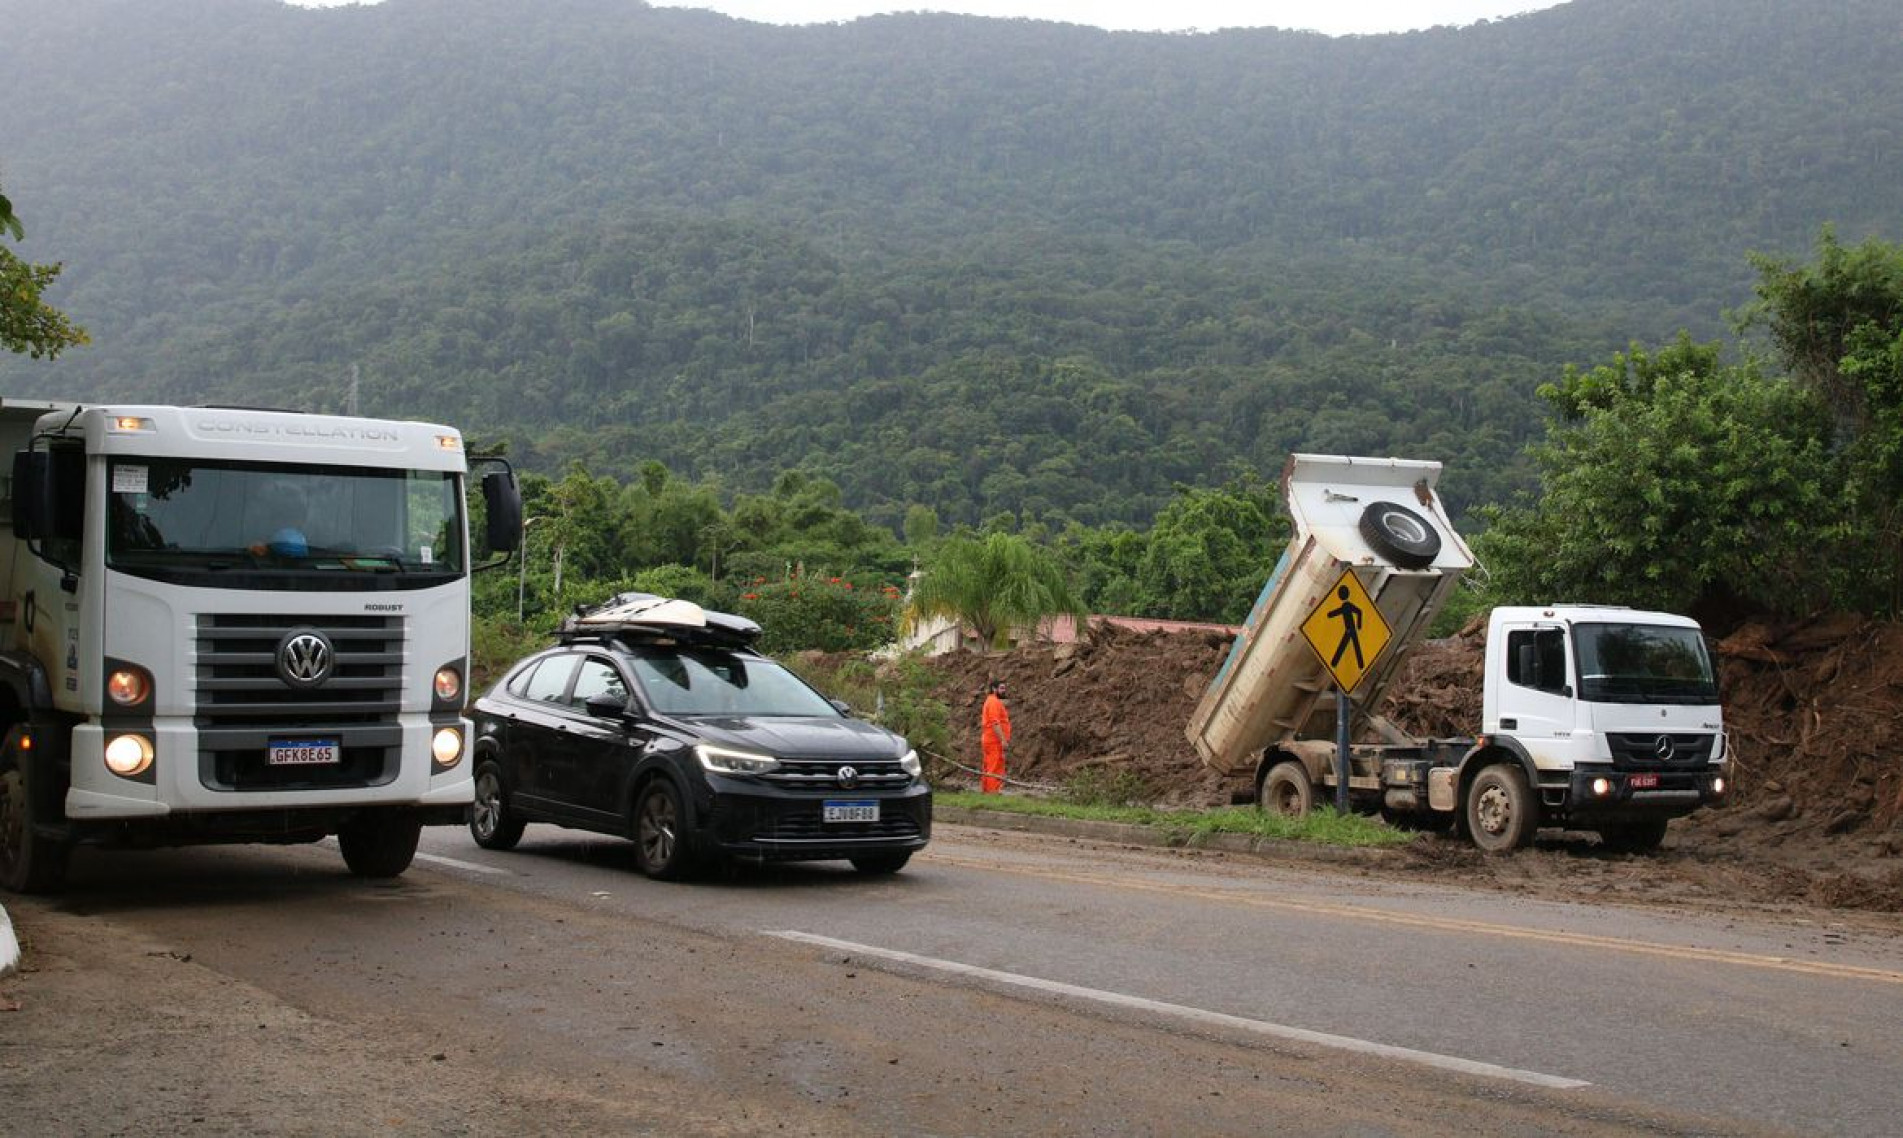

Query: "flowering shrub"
left=735, top=575, right=900, bottom=653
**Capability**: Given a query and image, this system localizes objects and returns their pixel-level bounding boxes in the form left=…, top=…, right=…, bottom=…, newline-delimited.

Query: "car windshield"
left=106, top=457, right=463, bottom=581
left=625, top=645, right=841, bottom=718
left=1573, top=622, right=1719, bottom=705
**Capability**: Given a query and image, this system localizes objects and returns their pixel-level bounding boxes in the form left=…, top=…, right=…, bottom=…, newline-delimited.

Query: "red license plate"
left=1629, top=773, right=1660, bottom=789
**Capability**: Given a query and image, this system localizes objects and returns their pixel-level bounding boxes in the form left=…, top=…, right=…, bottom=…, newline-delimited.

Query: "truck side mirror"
left=1516, top=642, right=1538, bottom=688
left=482, top=470, right=523, bottom=554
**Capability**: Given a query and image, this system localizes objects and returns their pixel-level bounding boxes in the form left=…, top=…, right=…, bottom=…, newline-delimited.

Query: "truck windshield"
left=106, top=457, right=463, bottom=587
left=1572, top=622, right=1718, bottom=705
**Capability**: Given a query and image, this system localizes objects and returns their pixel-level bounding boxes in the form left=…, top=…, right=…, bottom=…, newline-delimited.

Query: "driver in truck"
left=249, top=478, right=310, bottom=558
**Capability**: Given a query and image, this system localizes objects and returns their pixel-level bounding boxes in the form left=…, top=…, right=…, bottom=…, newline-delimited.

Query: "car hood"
left=678, top=715, right=907, bottom=760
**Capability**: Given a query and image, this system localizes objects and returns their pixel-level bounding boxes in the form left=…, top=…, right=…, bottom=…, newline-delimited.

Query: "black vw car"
left=468, top=595, right=931, bottom=879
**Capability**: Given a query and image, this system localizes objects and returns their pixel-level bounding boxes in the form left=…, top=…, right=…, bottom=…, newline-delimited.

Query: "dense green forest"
left=2, top=0, right=1900, bottom=533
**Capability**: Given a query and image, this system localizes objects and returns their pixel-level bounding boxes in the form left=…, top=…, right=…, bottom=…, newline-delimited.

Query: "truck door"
left=1495, top=623, right=1576, bottom=747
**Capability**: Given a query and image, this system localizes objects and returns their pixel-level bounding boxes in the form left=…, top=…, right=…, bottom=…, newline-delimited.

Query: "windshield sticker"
left=112, top=465, right=149, bottom=495
left=420, top=545, right=433, bottom=565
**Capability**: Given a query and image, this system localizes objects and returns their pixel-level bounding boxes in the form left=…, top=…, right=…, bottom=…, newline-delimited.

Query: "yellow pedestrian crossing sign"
left=1301, top=569, right=1392, bottom=693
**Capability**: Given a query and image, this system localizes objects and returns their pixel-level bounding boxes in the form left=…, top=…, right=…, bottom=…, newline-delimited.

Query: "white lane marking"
left=769, top=930, right=1590, bottom=1091
left=413, top=851, right=511, bottom=876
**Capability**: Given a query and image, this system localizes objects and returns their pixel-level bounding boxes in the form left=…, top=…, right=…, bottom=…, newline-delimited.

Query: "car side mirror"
left=583, top=691, right=630, bottom=719
left=828, top=698, right=853, bottom=716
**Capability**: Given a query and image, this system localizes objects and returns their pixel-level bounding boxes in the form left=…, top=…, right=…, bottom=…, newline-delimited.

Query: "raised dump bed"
left=1186, top=454, right=1476, bottom=777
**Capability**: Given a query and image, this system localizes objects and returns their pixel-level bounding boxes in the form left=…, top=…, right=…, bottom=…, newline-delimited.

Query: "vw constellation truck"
left=0, top=400, right=520, bottom=891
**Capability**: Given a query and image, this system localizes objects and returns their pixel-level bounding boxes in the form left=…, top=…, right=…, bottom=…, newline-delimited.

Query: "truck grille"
left=193, top=613, right=407, bottom=791
left=1605, top=732, right=1715, bottom=769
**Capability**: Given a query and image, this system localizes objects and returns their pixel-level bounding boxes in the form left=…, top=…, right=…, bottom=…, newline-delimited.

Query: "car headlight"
left=696, top=744, right=780, bottom=775
left=899, top=748, right=922, bottom=778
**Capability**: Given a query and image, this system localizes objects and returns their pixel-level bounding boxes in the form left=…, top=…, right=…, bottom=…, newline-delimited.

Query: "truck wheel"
left=337, top=810, right=423, bottom=878
left=633, top=780, right=697, bottom=881
left=1358, top=502, right=1441, bottom=568
left=0, top=728, right=71, bottom=894
left=1598, top=818, right=1669, bottom=854
left=1258, top=761, right=1314, bottom=818
left=1465, top=765, right=1536, bottom=852
left=469, top=761, right=527, bottom=851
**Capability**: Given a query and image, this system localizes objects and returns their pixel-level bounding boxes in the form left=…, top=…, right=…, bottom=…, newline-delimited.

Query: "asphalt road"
left=5, top=820, right=1900, bottom=1136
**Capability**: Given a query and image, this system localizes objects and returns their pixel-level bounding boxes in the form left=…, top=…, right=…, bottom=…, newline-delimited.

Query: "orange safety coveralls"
left=980, top=692, right=1011, bottom=794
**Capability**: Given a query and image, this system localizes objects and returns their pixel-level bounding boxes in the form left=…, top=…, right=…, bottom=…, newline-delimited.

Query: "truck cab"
left=1478, top=606, right=1727, bottom=846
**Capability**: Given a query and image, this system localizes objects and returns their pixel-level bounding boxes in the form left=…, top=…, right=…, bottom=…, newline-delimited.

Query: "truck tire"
left=1358, top=502, right=1441, bottom=569
left=1598, top=818, right=1669, bottom=854
left=337, top=810, right=423, bottom=878
left=0, top=727, right=71, bottom=894
left=1258, top=761, right=1314, bottom=818
left=1464, top=764, right=1536, bottom=852
left=469, top=761, right=527, bottom=851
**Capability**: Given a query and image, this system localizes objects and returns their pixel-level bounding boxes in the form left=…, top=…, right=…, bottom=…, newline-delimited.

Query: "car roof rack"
left=555, top=592, right=763, bottom=649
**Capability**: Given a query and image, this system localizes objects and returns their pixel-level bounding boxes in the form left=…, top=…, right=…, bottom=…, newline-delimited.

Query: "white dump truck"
left=0, top=399, right=522, bottom=891
left=1186, top=454, right=1729, bottom=852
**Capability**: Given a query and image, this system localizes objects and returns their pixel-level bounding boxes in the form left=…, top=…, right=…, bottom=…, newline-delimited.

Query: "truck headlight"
left=105, top=733, right=155, bottom=777
left=899, top=748, right=922, bottom=778
left=1711, top=775, right=1727, bottom=796
left=696, top=744, right=779, bottom=775
left=434, top=667, right=462, bottom=702
left=431, top=726, right=464, bottom=767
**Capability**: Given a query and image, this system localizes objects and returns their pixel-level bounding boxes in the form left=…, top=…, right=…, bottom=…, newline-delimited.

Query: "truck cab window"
left=1505, top=628, right=1569, bottom=694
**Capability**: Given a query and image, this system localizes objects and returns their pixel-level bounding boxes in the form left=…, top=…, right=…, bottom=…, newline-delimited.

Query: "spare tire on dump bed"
left=1358, top=501, right=1442, bottom=568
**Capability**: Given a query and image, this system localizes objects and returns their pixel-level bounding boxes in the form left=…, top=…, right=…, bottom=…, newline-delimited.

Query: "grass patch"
left=934, top=790, right=1415, bottom=848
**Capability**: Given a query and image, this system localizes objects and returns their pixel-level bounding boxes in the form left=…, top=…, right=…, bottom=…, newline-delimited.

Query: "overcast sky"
left=282, top=1, right=1568, bottom=37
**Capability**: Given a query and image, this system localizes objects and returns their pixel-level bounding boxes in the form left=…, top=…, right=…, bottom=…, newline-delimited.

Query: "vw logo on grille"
left=1653, top=735, right=1676, bottom=761
left=837, top=766, right=860, bottom=789
left=278, top=628, right=334, bottom=688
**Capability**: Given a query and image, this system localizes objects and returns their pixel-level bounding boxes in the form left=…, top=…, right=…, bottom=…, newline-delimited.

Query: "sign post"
left=1300, top=569, right=1393, bottom=814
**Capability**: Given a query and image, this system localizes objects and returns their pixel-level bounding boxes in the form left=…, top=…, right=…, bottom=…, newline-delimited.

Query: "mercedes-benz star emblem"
left=278, top=628, right=334, bottom=688
left=837, top=766, right=859, bottom=789
left=1653, top=735, right=1676, bottom=761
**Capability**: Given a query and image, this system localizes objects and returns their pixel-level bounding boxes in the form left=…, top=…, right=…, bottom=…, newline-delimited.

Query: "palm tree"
left=905, top=532, right=1087, bottom=651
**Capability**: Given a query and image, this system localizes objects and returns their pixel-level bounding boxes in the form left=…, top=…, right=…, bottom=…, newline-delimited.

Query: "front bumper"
left=1554, top=765, right=1727, bottom=823
left=698, top=778, right=932, bottom=862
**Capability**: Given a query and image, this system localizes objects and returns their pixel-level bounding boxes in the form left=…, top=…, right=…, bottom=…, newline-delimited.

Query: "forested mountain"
left=2, top=0, right=1897, bottom=528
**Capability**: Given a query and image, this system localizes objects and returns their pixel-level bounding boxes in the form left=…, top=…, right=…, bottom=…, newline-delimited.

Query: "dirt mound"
left=922, top=621, right=1237, bottom=808
left=920, top=613, right=1903, bottom=913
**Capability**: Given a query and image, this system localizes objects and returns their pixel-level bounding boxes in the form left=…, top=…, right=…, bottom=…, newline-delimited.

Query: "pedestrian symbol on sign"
left=1301, top=570, right=1392, bottom=692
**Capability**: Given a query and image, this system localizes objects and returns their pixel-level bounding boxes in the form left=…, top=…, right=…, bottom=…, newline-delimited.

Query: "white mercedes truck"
left=1186, top=454, right=1729, bottom=852
left=0, top=400, right=521, bottom=892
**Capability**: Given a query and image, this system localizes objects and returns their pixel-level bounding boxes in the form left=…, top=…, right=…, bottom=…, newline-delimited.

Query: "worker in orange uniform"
left=980, top=679, right=1011, bottom=794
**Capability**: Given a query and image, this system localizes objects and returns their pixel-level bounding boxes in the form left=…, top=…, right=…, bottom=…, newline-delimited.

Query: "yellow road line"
left=927, top=851, right=1903, bottom=986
